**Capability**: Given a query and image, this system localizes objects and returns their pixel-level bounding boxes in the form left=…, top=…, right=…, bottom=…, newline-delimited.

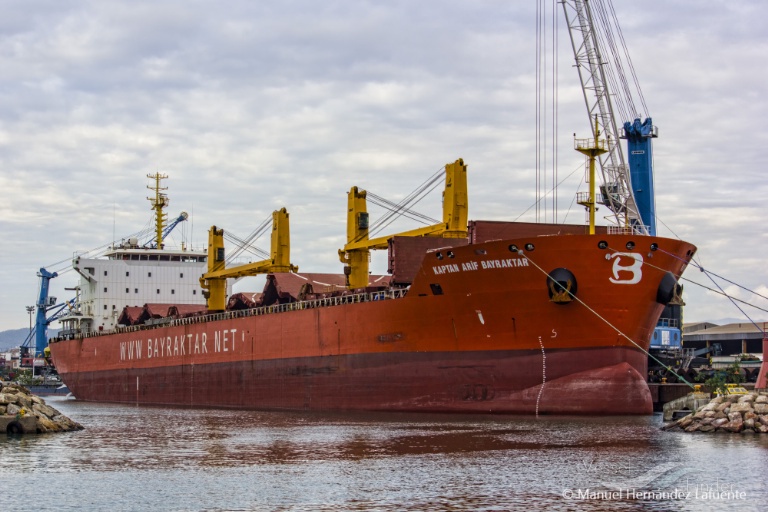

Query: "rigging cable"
left=223, top=218, right=272, bottom=265
left=513, top=162, right=583, bottom=223
left=551, top=0, right=559, bottom=223
left=605, top=0, right=648, bottom=115
left=350, top=166, right=446, bottom=244
left=655, top=247, right=768, bottom=336
left=535, top=0, right=542, bottom=222
left=366, top=192, right=440, bottom=226
left=650, top=215, right=767, bottom=333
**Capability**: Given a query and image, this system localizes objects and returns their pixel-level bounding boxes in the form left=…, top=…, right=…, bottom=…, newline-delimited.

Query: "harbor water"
left=2, top=396, right=767, bottom=511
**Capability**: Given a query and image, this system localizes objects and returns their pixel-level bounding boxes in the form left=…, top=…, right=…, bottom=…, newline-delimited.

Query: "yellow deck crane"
left=338, top=158, right=468, bottom=289
left=200, top=207, right=298, bottom=311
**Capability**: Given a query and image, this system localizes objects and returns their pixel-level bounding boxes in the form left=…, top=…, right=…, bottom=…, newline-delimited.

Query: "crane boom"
left=144, top=211, right=189, bottom=248
left=561, top=0, right=647, bottom=233
left=338, top=158, right=468, bottom=289
left=199, top=208, right=298, bottom=311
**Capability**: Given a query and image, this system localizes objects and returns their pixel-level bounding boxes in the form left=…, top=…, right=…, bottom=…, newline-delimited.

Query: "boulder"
left=754, top=403, right=768, bottom=415
left=757, top=424, right=768, bottom=434
left=729, top=402, right=753, bottom=414
left=693, top=409, right=707, bottom=419
left=36, top=415, right=61, bottom=433
left=15, top=395, right=32, bottom=410
left=744, top=411, right=757, bottom=421
left=724, top=412, right=744, bottom=432
left=676, top=415, right=694, bottom=429
left=738, top=394, right=755, bottom=403
left=712, top=418, right=729, bottom=428
left=32, top=403, right=58, bottom=419
left=714, top=411, right=727, bottom=419
left=755, top=395, right=768, bottom=404
left=699, top=425, right=715, bottom=432
left=715, top=402, right=730, bottom=412
left=1, top=384, right=30, bottom=394
left=52, top=414, right=83, bottom=431
left=6, top=403, right=21, bottom=415
left=744, top=418, right=755, bottom=430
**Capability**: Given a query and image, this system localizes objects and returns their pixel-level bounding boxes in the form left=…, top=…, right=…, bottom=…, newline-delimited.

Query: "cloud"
left=0, top=0, right=766, bottom=331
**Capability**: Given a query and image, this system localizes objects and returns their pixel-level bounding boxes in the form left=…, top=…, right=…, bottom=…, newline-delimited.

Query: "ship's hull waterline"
left=50, top=234, right=696, bottom=415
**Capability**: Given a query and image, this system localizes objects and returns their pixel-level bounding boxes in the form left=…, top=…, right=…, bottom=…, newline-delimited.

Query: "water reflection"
left=1, top=397, right=766, bottom=511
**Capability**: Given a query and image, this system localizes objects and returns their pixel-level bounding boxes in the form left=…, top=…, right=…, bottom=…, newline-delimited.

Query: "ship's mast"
left=575, top=116, right=608, bottom=234
left=147, top=172, right=169, bottom=248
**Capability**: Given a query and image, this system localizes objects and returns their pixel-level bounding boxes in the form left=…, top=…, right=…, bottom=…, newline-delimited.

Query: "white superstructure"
left=57, top=236, right=226, bottom=335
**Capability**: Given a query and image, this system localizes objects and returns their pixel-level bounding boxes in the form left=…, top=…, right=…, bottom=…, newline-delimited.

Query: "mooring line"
left=519, top=250, right=695, bottom=389
left=656, top=247, right=767, bottom=336
left=604, top=246, right=768, bottom=315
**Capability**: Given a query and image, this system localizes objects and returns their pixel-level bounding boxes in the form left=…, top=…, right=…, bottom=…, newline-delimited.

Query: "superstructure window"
left=104, top=287, right=108, bottom=293
left=126, top=271, right=130, bottom=277
left=171, top=289, right=175, bottom=295
left=135, top=288, right=138, bottom=293
left=180, top=273, right=184, bottom=278
left=157, top=289, right=160, bottom=294
left=103, top=305, right=107, bottom=310
left=193, top=290, right=197, bottom=295
left=126, top=288, right=129, bottom=293
left=104, top=270, right=108, bottom=276
left=148, top=272, right=152, bottom=277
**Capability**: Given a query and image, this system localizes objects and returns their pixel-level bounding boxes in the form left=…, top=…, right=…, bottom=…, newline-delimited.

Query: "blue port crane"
left=21, top=268, right=73, bottom=361
left=561, top=0, right=657, bottom=235
left=561, top=0, right=677, bottom=373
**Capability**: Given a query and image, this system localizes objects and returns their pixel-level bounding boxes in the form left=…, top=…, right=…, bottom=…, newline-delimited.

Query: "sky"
left=1, top=0, right=767, bottom=331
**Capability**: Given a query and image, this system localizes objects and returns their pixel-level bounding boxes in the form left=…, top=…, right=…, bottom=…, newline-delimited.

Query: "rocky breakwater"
left=664, top=393, right=768, bottom=433
left=0, top=382, right=84, bottom=434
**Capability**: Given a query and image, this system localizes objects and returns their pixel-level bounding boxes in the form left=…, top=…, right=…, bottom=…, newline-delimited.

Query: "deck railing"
left=53, top=288, right=409, bottom=341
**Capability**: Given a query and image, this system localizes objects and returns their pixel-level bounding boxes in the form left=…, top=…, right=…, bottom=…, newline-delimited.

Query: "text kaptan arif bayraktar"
left=432, top=258, right=529, bottom=275
left=120, top=329, right=241, bottom=361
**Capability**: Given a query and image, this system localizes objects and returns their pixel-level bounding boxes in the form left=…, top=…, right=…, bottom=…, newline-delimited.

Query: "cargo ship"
left=48, top=159, right=696, bottom=415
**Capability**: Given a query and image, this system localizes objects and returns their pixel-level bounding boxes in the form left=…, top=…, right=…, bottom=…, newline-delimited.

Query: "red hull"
left=58, top=347, right=651, bottom=414
left=50, top=234, right=695, bottom=415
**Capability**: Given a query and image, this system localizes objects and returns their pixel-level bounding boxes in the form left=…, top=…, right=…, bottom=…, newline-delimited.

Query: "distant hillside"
left=0, top=328, right=59, bottom=351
